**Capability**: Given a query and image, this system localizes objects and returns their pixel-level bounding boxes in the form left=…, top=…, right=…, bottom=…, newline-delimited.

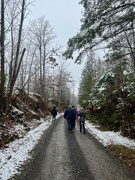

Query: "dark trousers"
left=72, top=119, right=76, bottom=129
left=80, top=121, right=85, bottom=133
left=67, top=119, right=73, bottom=131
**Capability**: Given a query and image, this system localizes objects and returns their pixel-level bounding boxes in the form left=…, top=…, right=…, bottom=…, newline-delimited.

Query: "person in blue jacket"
left=51, top=106, right=57, bottom=123
left=64, top=105, right=76, bottom=132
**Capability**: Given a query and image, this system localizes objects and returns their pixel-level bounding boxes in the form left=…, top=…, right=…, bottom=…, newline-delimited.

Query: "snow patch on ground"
left=0, top=119, right=50, bottom=180
left=85, top=121, right=135, bottom=149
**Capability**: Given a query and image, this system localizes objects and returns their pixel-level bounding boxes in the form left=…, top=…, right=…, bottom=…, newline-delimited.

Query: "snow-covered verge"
left=0, top=118, right=135, bottom=180
left=85, top=121, right=135, bottom=150
left=0, top=118, right=51, bottom=180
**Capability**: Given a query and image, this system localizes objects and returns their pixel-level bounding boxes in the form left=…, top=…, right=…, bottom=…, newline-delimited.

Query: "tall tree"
left=28, top=17, right=60, bottom=100
left=55, top=60, right=73, bottom=110
left=5, top=0, right=28, bottom=111
left=78, top=52, right=97, bottom=107
left=64, top=0, right=135, bottom=64
left=0, top=0, right=6, bottom=112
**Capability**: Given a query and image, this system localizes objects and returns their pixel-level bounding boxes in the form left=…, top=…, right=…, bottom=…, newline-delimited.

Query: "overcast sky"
left=28, top=0, right=84, bottom=94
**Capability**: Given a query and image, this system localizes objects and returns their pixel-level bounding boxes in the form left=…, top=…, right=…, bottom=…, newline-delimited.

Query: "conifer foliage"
left=64, top=0, right=135, bottom=64
left=65, top=0, right=135, bottom=138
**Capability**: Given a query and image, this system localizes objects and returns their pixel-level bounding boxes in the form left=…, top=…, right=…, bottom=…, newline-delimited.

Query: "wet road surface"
left=14, top=116, right=135, bottom=180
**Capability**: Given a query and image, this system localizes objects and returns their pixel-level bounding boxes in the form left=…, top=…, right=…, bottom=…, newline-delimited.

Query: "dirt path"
left=14, top=116, right=135, bottom=180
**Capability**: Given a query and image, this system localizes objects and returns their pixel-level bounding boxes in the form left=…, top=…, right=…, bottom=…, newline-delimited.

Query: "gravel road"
left=14, top=116, right=135, bottom=180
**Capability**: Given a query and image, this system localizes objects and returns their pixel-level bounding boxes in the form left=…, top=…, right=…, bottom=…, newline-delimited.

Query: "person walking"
left=51, top=106, right=57, bottom=123
left=72, top=105, right=78, bottom=129
left=64, top=105, right=76, bottom=132
left=78, top=107, right=86, bottom=134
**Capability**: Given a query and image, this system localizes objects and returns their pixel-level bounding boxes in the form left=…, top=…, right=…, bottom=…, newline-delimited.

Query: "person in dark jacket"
left=51, top=106, right=57, bottom=123
left=72, top=105, right=78, bottom=129
left=64, top=105, right=76, bottom=132
left=78, top=107, right=86, bottom=134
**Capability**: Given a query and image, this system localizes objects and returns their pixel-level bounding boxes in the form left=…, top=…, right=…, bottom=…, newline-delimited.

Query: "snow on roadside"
left=85, top=121, right=135, bottom=150
left=0, top=119, right=51, bottom=180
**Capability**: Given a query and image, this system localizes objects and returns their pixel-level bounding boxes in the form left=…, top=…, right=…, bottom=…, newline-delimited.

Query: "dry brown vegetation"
left=0, top=89, right=52, bottom=149
left=96, top=124, right=135, bottom=172
left=108, top=145, right=135, bottom=172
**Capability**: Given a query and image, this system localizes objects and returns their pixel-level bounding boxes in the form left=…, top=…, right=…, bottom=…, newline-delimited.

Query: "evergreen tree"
left=78, top=52, right=98, bottom=107
left=64, top=0, right=135, bottom=64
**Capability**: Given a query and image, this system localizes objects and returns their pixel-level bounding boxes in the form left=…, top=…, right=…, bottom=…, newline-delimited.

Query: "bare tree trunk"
left=0, top=0, right=6, bottom=113
left=0, top=0, right=5, bottom=96
left=7, top=48, right=26, bottom=103
left=6, top=0, right=26, bottom=111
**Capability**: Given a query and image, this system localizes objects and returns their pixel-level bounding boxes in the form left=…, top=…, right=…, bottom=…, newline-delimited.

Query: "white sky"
left=27, top=0, right=84, bottom=94
left=1, top=116, right=135, bottom=180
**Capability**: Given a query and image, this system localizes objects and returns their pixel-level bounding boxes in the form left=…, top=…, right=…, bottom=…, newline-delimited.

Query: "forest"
left=0, top=0, right=135, bottom=146
left=64, top=0, right=135, bottom=138
left=0, top=0, right=77, bottom=112
left=0, top=0, right=77, bottom=146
